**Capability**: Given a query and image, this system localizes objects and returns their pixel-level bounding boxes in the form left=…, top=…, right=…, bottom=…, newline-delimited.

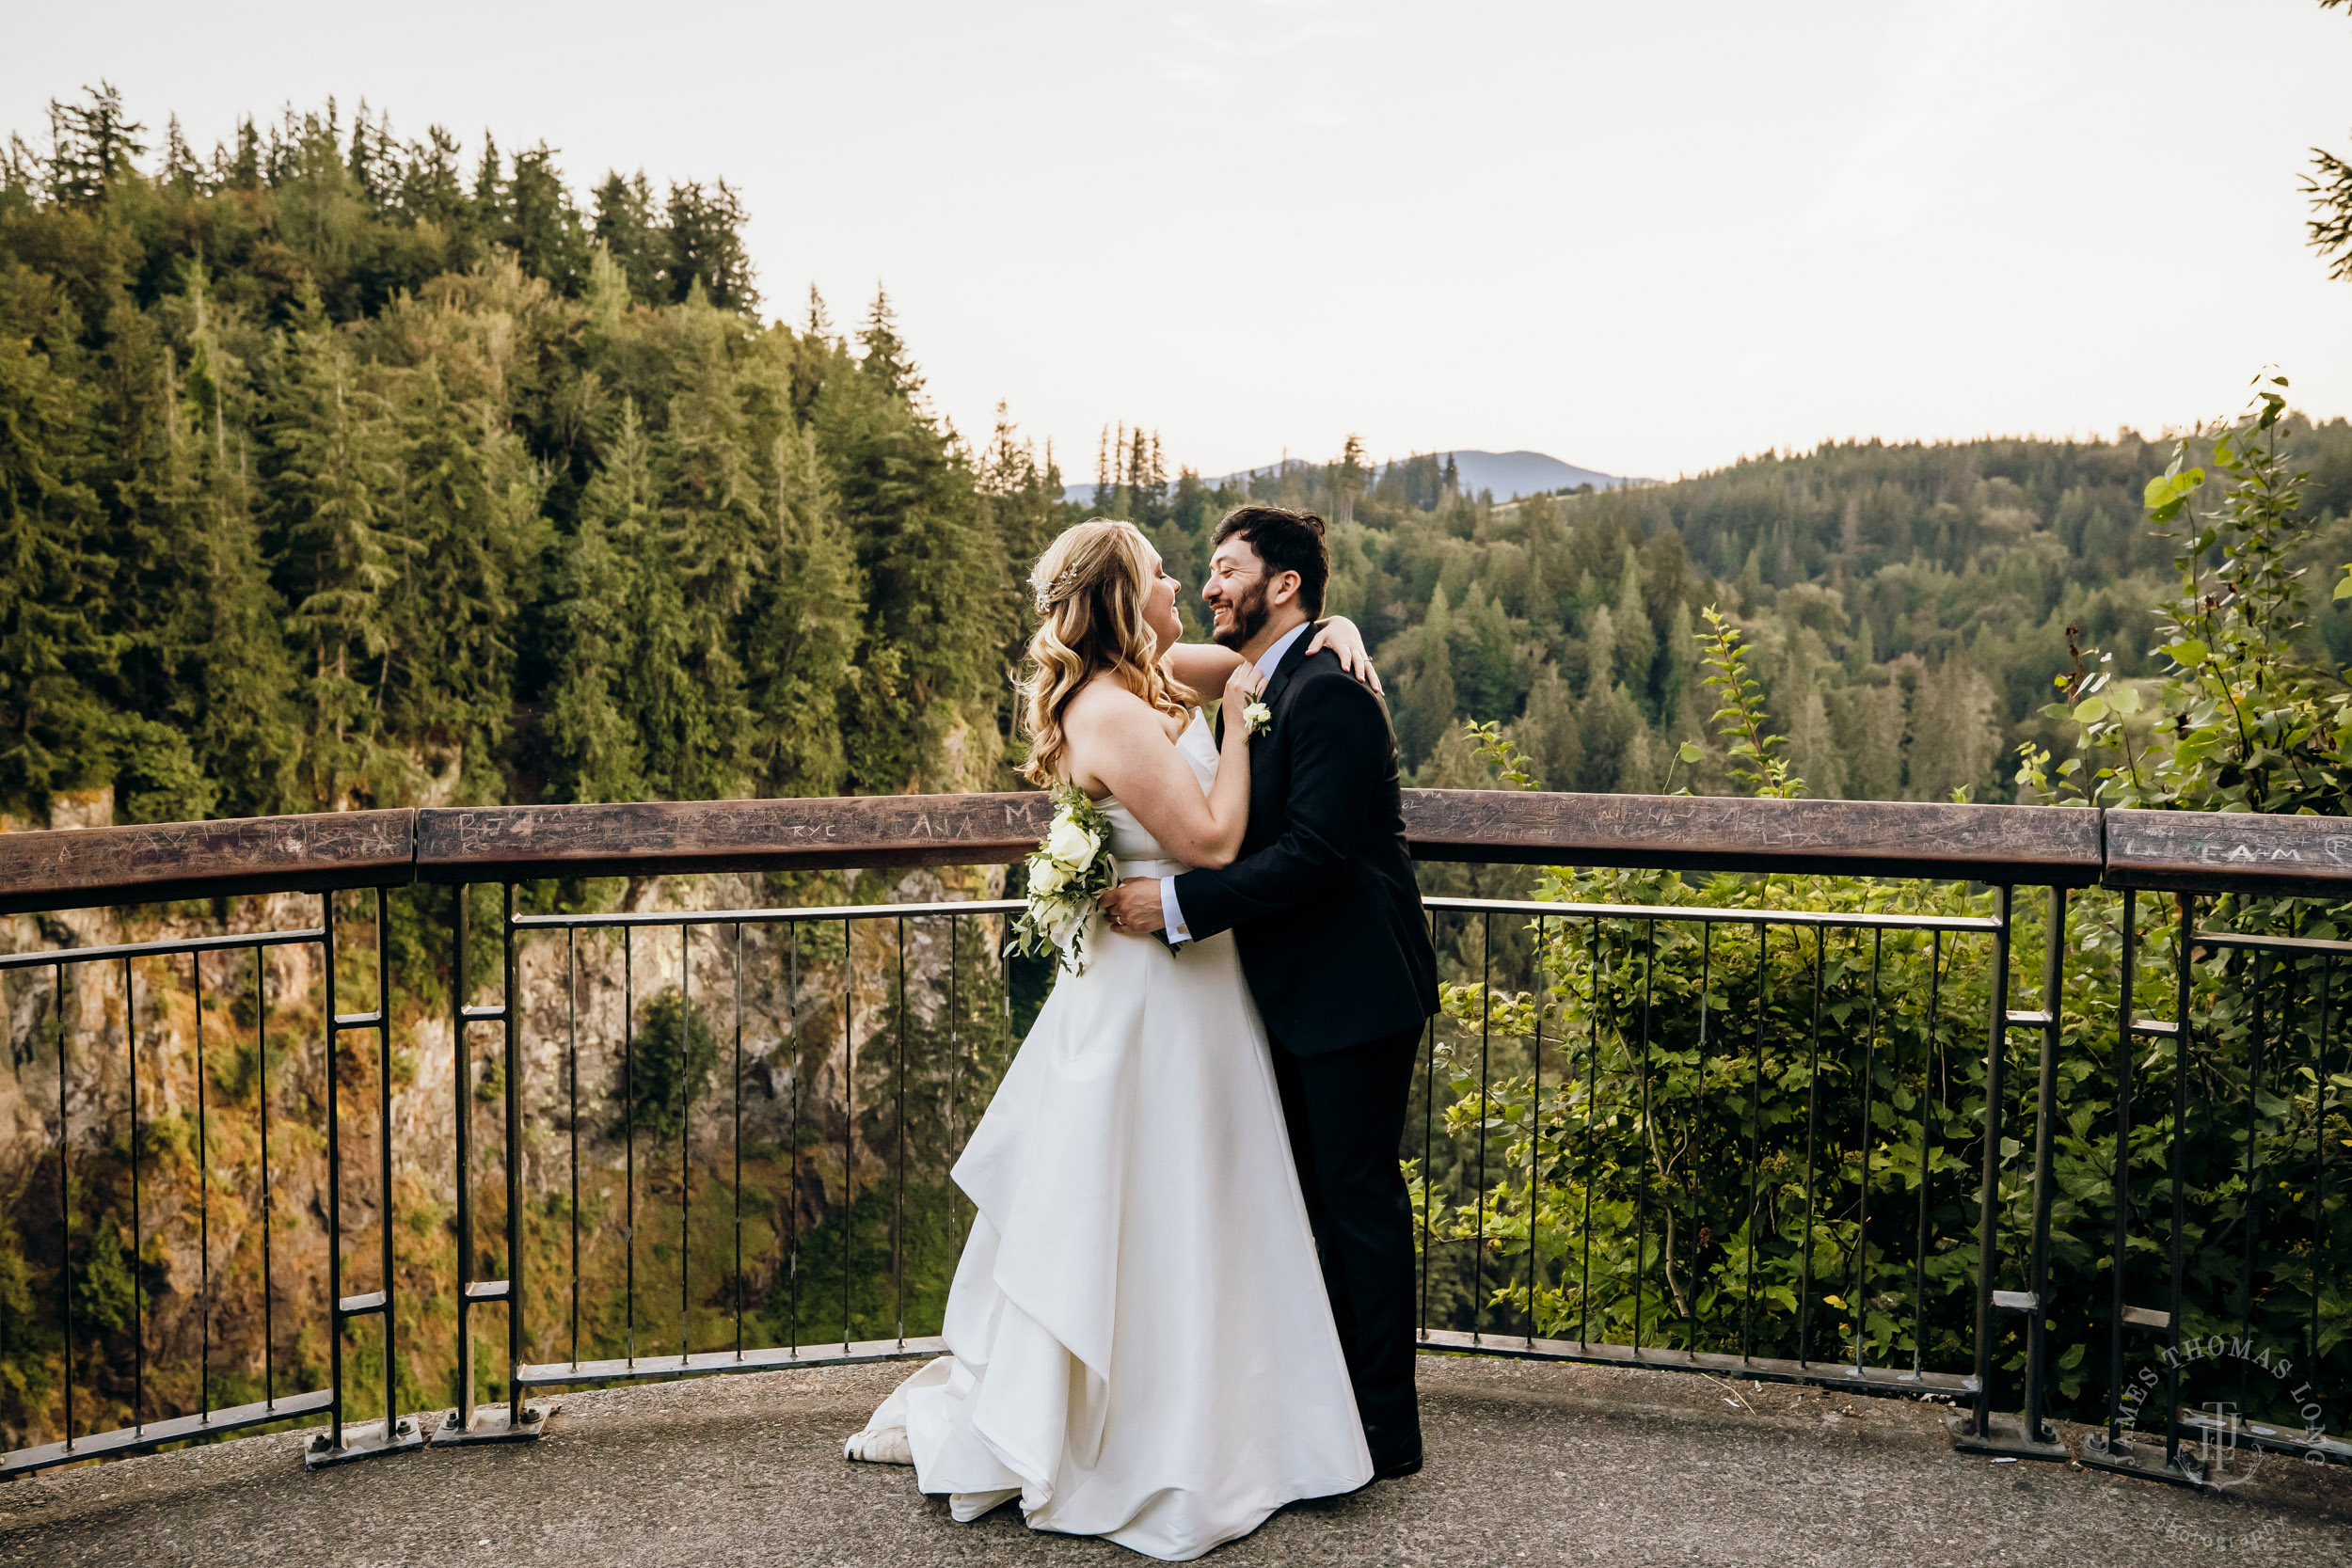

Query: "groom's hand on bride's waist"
left=1098, top=878, right=1167, bottom=936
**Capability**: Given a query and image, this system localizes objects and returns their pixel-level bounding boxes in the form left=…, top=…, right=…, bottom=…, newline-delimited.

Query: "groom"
left=1101, top=504, right=1438, bottom=1481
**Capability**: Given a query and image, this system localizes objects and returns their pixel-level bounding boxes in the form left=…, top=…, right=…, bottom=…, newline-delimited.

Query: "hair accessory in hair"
left=1031, top=563, right=1084, bottom=614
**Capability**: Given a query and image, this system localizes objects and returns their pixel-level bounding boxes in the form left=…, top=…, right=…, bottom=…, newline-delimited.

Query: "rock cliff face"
left=0, top=864, right=1016, bottom=1450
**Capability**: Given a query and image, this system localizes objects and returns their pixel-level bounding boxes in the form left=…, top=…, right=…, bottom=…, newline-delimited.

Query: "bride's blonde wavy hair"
left=1016, top=518, right=1188, bottom=786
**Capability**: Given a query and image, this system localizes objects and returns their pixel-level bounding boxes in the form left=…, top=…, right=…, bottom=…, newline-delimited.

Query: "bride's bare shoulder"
left=1063, top=676, right=1184, bottom=752
left=1063, top=674, right=1150, bottom=726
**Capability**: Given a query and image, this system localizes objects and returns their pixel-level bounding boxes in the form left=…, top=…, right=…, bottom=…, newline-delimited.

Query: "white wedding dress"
left=848, top=710, right=1373, bottom=1560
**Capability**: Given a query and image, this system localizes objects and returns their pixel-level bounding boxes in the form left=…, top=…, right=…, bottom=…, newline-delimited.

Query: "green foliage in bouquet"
left=1008, top=784, right=1118, bottom=974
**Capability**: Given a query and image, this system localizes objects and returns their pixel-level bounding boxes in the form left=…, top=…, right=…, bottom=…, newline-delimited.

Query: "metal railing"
left=1407, top=895, right=2005, bottom=1412
left=0, top=791, right=2344, bottom=1488
left=0, top=898, right=370, bottom=1473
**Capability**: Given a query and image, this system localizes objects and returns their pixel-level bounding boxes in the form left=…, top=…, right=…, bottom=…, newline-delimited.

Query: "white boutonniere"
left=1226, top=667, right=1272, bottom=744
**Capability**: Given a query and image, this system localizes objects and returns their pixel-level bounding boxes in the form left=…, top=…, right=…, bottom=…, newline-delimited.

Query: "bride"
left=840, top=517, right=1380, bottom=1560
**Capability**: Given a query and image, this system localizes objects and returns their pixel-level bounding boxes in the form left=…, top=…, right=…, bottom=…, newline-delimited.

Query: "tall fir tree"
left=262, top=290, right=400, bottom=805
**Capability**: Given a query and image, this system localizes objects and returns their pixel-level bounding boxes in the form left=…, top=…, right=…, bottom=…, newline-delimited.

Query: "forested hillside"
left=9, top=86, right=2352, bottom=828
left=1104, top=423, right=2352, bottom=802
left=1, top=87, right=1063, bottom=830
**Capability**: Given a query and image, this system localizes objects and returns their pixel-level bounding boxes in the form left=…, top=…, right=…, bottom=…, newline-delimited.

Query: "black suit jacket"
left=1171, top=637, right=1438, bottom=1056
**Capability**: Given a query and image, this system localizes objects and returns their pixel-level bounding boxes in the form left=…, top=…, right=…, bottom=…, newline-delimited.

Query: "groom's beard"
left=1211, top=580, right=1270, bottom=651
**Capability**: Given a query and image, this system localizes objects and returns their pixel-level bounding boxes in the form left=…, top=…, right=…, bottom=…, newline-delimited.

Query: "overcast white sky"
left=8, top=1, right=2351, bottom=481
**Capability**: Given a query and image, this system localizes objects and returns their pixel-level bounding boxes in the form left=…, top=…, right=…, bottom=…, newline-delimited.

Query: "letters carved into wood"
left=0, top=810, right=415, bottom=916
left=1400, top=790, right=2104, bottom=886
left=412, top=795, right=1057, bottom=882
left=2104, top=808, right=2352, bottom=895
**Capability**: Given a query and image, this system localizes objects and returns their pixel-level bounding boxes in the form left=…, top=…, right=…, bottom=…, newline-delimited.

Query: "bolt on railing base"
left=305, top=1415, right=426, bottom=1470
left=1946, top=1411, right=2069, bottom=1461
left=428, top=1401, right=558, bottom=1448
left=2077, top=1431, right=2202, bottom=1488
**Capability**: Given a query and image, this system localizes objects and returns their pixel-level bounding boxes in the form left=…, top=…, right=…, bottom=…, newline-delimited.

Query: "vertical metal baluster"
left=2017, top=887, right=2066, bottom=1445
left=1969, top=886, right=2016, bottom=1437
left=2105, top=890, right=2138, bottom=1451
left=322, top=901, right=341, bottom=1449
left=946, top=911, right=955, bottom=1231
left=124, top=954, right=142, bottom=1433
left=896, top=915, right=907, bottom=1350
left=375, top=888, right=396, bottom=1438
left=2239, top=944, right=2265, bottom=1417
left=949, top=915, right=961, bottom=1228
left=844, top=916, right=854, bottom=1354
left=1529, top=916, right=1544, bottom=1345
left=625, top=924, right=635, bottom=1369
left=195, top=952, right=209, bottom=1422
left=567, top=928, right=579, bottom=1370
left=1419, top=911, right=1436, bottom=1343
left=1798, top=927, right=1823, bottom=1368
left=1915, top=930, right=1942, bottom=1377
left=1581, top=915, right=1599, bottom=1349
left=2163, top=895, right=2194, bottom=1470
left=1744, top=922, right=1765, bottom=1364
left=1473, top=911, right=1490, bottom=1343
left=735, top=923, right=744, bottom=1362
left=681, top=923, right=691, bottom=1364
left=259, top=944, right=274, bottom=1412
left=56, top=964, right=72, bottom=1452
left=453, top=888, right=472, bottom=1421
left=1692, top=922, right=1708, bottom=1357
left=2316, top=953, right=2332, bottom=1383
left=1634, top=919, right=1654, bottom=1355
left=503, top=883, right=524, bottom=1429
left=1855, top=927, right=1882, bottom=1373
left=789, top=923, right=802, bottom=1355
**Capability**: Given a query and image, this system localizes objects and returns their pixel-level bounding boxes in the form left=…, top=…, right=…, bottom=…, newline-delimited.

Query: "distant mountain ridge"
left=1060, top=449, right=1644, bottom=507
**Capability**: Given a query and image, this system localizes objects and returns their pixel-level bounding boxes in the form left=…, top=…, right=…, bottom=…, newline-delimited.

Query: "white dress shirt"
left=1160, top=620, right=1313, bottom=945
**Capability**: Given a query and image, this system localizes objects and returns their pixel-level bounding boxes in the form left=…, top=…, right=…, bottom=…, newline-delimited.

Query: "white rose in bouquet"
left=1045, top=814, right=1100, bottom=867
left=1009, top=785, right=1120, bottom=975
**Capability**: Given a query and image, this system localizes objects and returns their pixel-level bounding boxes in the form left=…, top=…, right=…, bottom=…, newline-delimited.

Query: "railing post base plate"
left=2077, top=1431, right=2203, bottom=1488
left=428, top=1401, right=559, bottom=1448
left=305, top=1415, right=426, bottom=1469
left=1945, top=1411, right=2069, bottom=1462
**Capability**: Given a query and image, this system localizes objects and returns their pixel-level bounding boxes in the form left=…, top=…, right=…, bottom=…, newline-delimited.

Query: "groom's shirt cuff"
left=1159, top=878, right=1193, bottom=945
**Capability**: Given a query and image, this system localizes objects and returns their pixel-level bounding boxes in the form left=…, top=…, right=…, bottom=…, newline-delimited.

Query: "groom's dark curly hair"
left=1212, top=505, right=1330, bottom=618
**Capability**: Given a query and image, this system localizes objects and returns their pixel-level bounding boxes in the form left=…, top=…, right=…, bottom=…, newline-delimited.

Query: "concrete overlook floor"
left=2, top=1354, right=2348, bottom=1567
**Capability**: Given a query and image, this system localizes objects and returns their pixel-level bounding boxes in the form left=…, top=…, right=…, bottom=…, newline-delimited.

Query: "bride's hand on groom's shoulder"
left=1303, top=616, right=1383, bottom=695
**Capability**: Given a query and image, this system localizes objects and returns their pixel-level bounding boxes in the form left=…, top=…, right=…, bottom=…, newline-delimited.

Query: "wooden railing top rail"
left=6, top=792, right=2352, bottom=916
left=2102, top=808, right=2352, bottom=896
left=412, top=796, right=1055, bottom=884
left=0, top=810, right=415, bottom=917
left=1401, top=791, right=2102, bottom=885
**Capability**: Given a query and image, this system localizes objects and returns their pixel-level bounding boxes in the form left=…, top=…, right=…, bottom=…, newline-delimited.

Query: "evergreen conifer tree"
left=0, top=261, right=113, bottom=816
left=745, top=422, right=864, bottom=797
left=262, top=289, right=399, bottom=805
left=591, top=170, right=661, bottom=303
left=545, top=400, right=654, bottom=803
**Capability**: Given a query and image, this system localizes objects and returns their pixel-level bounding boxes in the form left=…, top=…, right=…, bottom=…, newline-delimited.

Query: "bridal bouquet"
left=1009, top=784, right=1118, bottom=974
